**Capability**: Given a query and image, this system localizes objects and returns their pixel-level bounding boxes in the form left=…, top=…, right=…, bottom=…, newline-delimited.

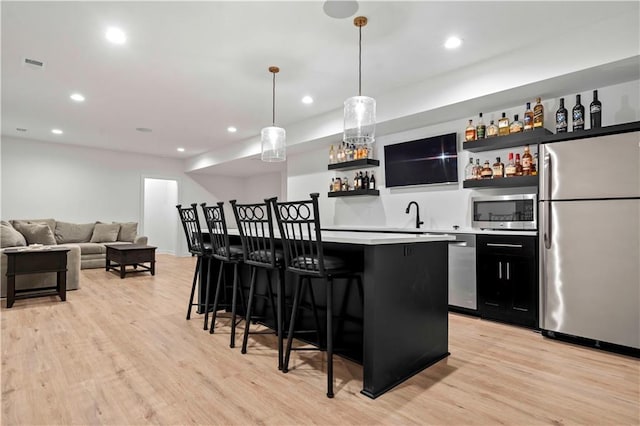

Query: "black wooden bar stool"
left=201, top=202, right=246, bottom=348
left=270, top=193, right=363, bottom=398
left=231, top=199, right=285, bottom=369
left=176, top=203, right=212, bottom=322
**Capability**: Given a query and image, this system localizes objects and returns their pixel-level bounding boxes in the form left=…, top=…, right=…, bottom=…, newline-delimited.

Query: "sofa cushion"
left=75, top=242, right=107, bottom=255
left=55, top=221, right=96, bottom=244
left=114, top=222, right=138, bottom=242
left=11, top=218, right=56, bottom=235
left=12, top=222, right=57, bottom=245
left=1, top=222, right=27, bottom=248
left=90, top=223, right=120, bottom=243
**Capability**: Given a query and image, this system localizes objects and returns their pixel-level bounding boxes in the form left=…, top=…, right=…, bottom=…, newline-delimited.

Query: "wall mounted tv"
left=383, top=132, right=458, bottom=188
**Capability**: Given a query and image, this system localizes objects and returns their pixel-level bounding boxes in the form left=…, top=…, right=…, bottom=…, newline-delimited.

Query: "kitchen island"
left=203, top=230, right=454, bottom=398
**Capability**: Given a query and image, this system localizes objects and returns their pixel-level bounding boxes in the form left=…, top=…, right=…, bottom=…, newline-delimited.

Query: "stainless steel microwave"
left=471, top=194, right=537, bottom=230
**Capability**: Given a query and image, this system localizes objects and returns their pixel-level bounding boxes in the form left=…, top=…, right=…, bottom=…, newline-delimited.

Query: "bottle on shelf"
left=337, top=143, right=344, bottom=162
left=555, top=98, right=568, bottom=133
left=353, top=171, right=360, bottom=190
left=590, top=90, right=602, bottom=129
left=505, top=153, right=516, bottom=177
left=523, top=102, right=534, bottom=131
left=334, top=177, right=342, bottom=192
left=465, top=119, right=476, bottom=142
left=515, top=153, right=523, bottom=176
left=572, top=94, right=585, bottom=131
left=498, top=112, right=510, bottom=136
left=476, top=113, right=486, bottom=140
left=473, top=159, right=482, bottom=180
left=363, top=171, right=370, bottom=189
left=481, top=160, right=493, bottom=179
left=329, top=145, right=336, bottom=164
left=510, top=114, right=523, bottom=133
left=522, top=145, right=532, bottom=175
left=492, top=157, right=504, bottom=178
left=465, top=158, right=475, bottom=180
left=342, top=177, right=349, bottom=192
left=531, top=153, right=538, bottom=176
left=533, top=97, right=544, bottom=128
left=487, top=120, right=499, bottom=138
left=330, top=178, right=335, bottom=192
left=369, top=172, right=376, bottom=189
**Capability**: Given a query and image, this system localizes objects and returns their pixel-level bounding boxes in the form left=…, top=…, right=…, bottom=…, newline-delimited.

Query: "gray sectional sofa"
left=1, top=218, right=148, bottom=297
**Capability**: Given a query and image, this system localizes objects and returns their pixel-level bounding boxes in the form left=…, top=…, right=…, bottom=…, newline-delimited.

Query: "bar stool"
left=200, top=202, right=246, bottom=348
left=230, top=199, right=285, bottom=369
left=176, top=203, right=212, bottom=322
left=270, top=193, right=363, bottom=398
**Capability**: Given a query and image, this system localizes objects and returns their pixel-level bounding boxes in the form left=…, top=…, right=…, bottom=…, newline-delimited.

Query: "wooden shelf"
left=463, top=175, right=538, bottom=189
left=328, top=189, right=380, bottom=197
left=463, top=128, right=552, bottom=153
left=328, top=158, right=380, bottom=171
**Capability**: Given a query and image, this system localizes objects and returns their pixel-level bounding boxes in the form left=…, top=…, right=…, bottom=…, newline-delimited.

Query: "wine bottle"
left=369, top=172, right=376, bottom=189
left=572, top=94, right=585, bottom=131
left=555, top=98, right=568, bottom=134
left=590, top=90, right=602, bottom=129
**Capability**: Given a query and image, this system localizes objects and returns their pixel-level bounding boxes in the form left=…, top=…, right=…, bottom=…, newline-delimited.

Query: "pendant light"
left=343, top=16, right=375, bottom=146
left=261, top=66, right=286, bottom=162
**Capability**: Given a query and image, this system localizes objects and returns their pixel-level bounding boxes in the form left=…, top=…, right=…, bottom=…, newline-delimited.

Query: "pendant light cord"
left=272, top=71, right=276, bottom=126
left=358, top=24, right=362, bottom=96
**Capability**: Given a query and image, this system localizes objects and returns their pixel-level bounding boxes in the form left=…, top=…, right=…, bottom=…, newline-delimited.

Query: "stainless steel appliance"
left=471, top=194, right=537, bottom=230
left=539, top=130, right=640, bottom=349
left=448, top=233, right=477, bottom=310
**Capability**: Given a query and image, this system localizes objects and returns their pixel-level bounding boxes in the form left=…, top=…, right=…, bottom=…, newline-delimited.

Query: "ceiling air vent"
left=23, top=57, right=44, bottom=69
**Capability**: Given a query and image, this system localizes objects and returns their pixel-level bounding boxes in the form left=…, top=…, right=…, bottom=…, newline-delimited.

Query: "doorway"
left=142, top=177, right=179, bottom=255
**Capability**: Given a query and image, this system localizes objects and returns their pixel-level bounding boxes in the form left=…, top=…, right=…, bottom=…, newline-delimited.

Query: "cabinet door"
left=504, top=255, right=538, bottom=327
left=477, top=253, right=507, bottom=310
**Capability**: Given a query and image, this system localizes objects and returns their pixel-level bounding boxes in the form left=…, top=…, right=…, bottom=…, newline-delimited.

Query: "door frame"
left=140, top=175, right=182, bottom=255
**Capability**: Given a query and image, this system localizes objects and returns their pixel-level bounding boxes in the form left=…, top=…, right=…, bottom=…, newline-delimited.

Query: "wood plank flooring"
left=2, top=254, right=638, bottom=425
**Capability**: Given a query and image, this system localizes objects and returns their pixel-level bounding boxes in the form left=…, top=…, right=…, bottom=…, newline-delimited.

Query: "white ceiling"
left=2, top=1, right=639, bottom=170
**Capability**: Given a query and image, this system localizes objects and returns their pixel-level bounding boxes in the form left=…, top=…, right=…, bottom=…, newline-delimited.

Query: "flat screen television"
left=383, top=132, right=458, bottom=188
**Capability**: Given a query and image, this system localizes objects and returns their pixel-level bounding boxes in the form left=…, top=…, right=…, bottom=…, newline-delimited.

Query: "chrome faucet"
left=405, top=201, right=424, bottom=229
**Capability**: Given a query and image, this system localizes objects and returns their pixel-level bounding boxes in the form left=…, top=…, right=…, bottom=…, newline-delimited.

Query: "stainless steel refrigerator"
left=539, top=130, right=639, bottom=349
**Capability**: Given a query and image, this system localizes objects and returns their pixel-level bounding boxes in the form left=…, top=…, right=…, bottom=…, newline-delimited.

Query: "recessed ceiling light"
left=70, top=93, right=85, bottom=102
left=177, top=147, right=185, bottom=152
left=106, top=27, right=127, bottom=44
left=51, top=129, right=63, bottom=135
left=302, top=96, right=314, bottom=104
left=16, top=128, right=27, bottom=132
left=136, top=127, right=152, bottom=132
left=227, top=126, right=237, bottom=133
left=444, top=36, right=462, bottom=49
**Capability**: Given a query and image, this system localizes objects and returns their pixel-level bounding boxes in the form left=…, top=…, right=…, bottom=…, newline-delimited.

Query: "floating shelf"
left=463, top=128, right=552, bottom=153
left=463, top=175, right=538, bottom=189
left=541, top=121, right=640, bottom=144
left=328, top=189, right=380, bottom=197
left=328, top=158, right=380, bottom=171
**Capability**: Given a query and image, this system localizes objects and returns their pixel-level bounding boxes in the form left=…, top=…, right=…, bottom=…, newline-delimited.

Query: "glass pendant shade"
left=261, top=126, right=286, bottom=162
left=343, top=95, right=376, bottom=145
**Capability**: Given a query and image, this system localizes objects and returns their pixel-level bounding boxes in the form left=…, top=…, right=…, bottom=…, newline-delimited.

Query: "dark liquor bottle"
left=363, top=171, right=370, bottom=190
left=590, top=90, right=602, bottom=129
left=555, top=98, right=568, bottom=133
left=476, top=113, right=486, bottom=139
left=572, top=94, right=585, bottom=131
left=369, top=172, right=376, bottom=189
left=515, top=154, right=523, bottom=176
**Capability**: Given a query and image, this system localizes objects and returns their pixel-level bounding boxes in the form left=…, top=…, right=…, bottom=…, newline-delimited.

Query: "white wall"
left=287, top=79, right=640, bottom=231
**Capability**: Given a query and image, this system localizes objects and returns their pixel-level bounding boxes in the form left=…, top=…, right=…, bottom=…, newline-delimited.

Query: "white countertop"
left=322, top=225, right=538, bottom=237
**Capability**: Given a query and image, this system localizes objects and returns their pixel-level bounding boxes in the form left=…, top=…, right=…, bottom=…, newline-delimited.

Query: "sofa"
left=1, top=218, right=148, bottom=297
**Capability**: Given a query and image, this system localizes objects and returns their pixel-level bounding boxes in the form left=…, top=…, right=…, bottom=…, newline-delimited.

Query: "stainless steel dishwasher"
left=447, top=233, right=477, bottom=310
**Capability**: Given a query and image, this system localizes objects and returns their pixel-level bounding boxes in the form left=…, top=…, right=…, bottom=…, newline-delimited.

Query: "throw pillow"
left=55, top=221, right=96, bottom=243
left=11, top=218, right=56, bottom=235
left=90, top=223, right=120, bottom=243
left=1, top=223, right=27, bottom=248
left=113, top=222, right=138, bottom=242
left=12, top=222, right=57, bottom=245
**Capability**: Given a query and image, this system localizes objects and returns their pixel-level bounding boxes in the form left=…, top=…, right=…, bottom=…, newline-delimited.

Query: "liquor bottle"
left=329, top=145, right=336, bottom=164
left=572, top=94, right=585, bottom=131
left=533, top=97, right=544, bottom=128
left=369, top=172, right=376, bottom=189
left=590, top=90, right=602, bottom=129
left=363, top=171, right=370, bottom=190
left=337, top=143, right=344, bottom=162
left=523, top=102, right=534, bottom=131
left=522, top=145, right=532, bottom=175
left=510, top=114, right=523, bottom=133
left=330, top=178, right=334, bottom=192
left=354, top=172, right=360, bottom=190
left=498, top=112, right=510, bottom=136
left=531, top=153, right=538, bottom=176
left=464, top=158, right=475, bottom=180
left=341, top=177, right=348, bottom=192
left=505, top=153, right=516, bottom=177
left=465, top=119, right=476, bottom=142
left=481, top=160, right=493, bottom=179
left=555, top=98, right=568, bottom=133
left=358, top=172, right=364, bottom=190
left=515, top=153, right=523, bottom=176
left=487, top=120, right=499, bottom=138
left=363, top=144, right=370, bottom=159
left=476, top=113, right=486, bottom=139
left=334, top=177, right=342, bottom=192
left=473, top=159, right=482, bottom=179
left=492, top=157, right=504, bottom=178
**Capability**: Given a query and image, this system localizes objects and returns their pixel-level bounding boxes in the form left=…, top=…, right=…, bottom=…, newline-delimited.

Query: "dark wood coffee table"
left=105, top=244, right=157, bottom=279
left=4, top=246, right=69, bottom=308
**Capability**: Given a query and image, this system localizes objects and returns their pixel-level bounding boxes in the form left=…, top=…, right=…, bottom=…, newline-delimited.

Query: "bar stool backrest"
left=231, top=199, right=278, bottom=269
left=176, top=203, right=206, bottom=256
left=201, top=202, right=234, bottom=261
left=270, top=193, right=325, bottom=277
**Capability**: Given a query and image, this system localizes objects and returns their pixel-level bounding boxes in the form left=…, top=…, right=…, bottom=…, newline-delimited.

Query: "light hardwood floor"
left=2, top=254, right=638, bottom=425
